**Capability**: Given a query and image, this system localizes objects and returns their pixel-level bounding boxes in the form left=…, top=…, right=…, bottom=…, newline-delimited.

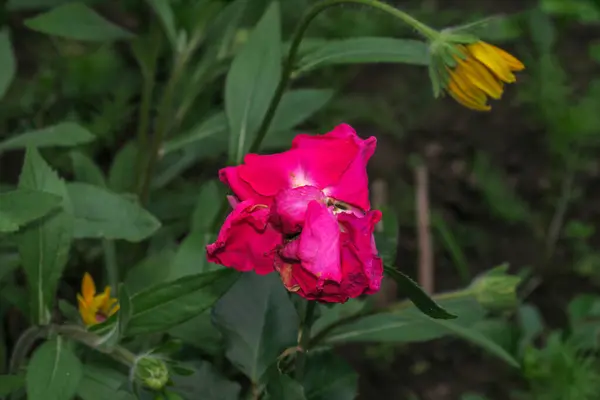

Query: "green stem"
left=295, top=301, right=317, bottom=381
left=53, top=324, right=137, bottom=366
left=138, top=26, right=207, bottom=204
left=139, top=55, right=186, bottom=203
left=9, top=326, right=47, bottom=374
left=210, top=0, right=438, bottom=230
left=309, top=289, right=470, bottom=347
left=250, top=0, right=438, bottom=154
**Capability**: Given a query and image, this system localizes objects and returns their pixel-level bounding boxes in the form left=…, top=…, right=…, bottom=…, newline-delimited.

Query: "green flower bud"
left=470, top=265, right=521, bottom=311
left=134, top=354, right=170, bottom=391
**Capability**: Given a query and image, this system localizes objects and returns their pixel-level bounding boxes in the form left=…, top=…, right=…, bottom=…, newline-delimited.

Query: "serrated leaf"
left=0, top=122, right=95, bottom=152
left=383, top=264, right=456, bottom=319
left=0, top=189, right=61, bottom=233
left=26, top=337, right=83, bottom=400
left=213, top=273, right=299, bottom=383
left=295, top=37, right=429, bottom=76
left=17, top=148, right=73, bottom=324
left=67, top=183, right=160, bottom=242
left=225, top=1, right=281, bottom=163
left=0, top=29, right=16, bottom=99
left=24, top=3, right=134, bottom=41
left=70, top=151, right=106, bottom=187
left=124, top=268, right=240, bottom=336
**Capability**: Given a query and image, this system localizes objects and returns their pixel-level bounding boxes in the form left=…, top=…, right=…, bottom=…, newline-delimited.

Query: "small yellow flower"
left=445, top=41, right=525, bottom=111
left=77, top=272, right=119, bottom=326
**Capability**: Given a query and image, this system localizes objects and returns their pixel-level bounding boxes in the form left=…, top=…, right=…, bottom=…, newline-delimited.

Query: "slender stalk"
left=250, top=0, right=438, bottom=154
left=210, top=0, right=439, bottom=230
left=295, top=301, right=317, bottom=381
left=9, top=326, right=47, bottom=374
left=52, top=324, right=137, bottom=366
left=139, top=55, right=186, bottom=203
left=138, top=26, right=207, bottom=203
left=133, top=24, right=162, bottom=193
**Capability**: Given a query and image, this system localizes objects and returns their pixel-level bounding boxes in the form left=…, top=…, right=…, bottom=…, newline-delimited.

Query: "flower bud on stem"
left=53, top=325, right=170, bottom=391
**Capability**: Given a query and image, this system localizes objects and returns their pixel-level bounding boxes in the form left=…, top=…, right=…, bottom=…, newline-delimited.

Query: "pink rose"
left=276, top=201, right=382, bottom=302
left=206, top=124, right=383, bottom=303
left=218, top=124, right=375, bottom=210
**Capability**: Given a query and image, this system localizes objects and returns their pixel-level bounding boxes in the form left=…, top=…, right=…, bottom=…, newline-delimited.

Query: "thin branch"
left=416, top=165, right=434, bottom=294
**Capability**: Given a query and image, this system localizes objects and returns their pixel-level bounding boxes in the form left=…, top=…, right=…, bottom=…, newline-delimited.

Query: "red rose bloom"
left=206, top=124, right=383, bottom=303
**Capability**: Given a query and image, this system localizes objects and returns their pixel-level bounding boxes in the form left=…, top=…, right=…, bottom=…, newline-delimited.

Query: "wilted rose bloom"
left=206, top=124, right=383, bottom=303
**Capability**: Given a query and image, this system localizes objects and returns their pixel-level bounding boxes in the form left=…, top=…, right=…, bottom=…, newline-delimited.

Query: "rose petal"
left=283, top=200, right=342, bottom=284
left=292, top=124, right=377, bottom=210
left=207, top=200, right=281, bottom=274
left=272, top=186, right=325, bottom=233
left=338, top=210, right=383, bottom=292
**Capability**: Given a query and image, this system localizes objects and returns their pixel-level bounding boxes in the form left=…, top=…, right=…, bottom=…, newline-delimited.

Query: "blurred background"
left=2, top=0, right=600, bottom=399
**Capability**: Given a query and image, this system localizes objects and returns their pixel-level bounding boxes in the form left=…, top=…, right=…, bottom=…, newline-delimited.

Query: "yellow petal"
left=447, top=78, right=491, bottom=111
left=81, top=272, right=96, bottom=302
left=107, top=302, right=120, bottom=317
left=448, top=66, right=489, bottom=106
left=468, top=42, right=516, bottom=83
left=78, top=296, right=98, bottom=326
left=456, top=58, right=504, bottom=100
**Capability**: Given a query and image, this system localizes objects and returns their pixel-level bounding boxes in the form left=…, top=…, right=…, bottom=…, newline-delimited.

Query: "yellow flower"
left=77, top=272, right=119, bottom=326
left=445, top=41, right=524, bottom=111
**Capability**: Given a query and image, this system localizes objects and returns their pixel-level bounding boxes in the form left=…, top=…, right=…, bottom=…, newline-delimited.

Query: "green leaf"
left=225, top=1, right=282, bottom=163
left=169, top=232, right=220, bottom=280
left=263, top=89, right=334, bottom=149
left=0, top=374, right=24, bottom=396
left=125, top=248, right=176, bottom=294
left=146, top=0, right=178, bottom=48
left=302, top=352, right=357, bottom=400
left=383, top=264, right=456, bottom=319
left=213, top=273, right=299, bottom=383
left=0, top=29, right=16, bottom=99
left=170, top=360, right=241, bottom=400
left=108, top=141, right=138, bottom=193
left=0, top=122, right=95, bottom=152
left=70, top=151, right=106, bottom=187
left=125, top=268, right=240, bottom=336
left=100, top=283, right=133, bottom=347
left=317, top=295, right=519, bottom=368
left=190, top=180, right=221, bottom=233
left=26, top=337, right=83, bottom=400
left=295, top=37, right=429, bottom=76
left=162, top=113, right=228, bottom=155
left=24, top=3, right=134, bottom=41
left=315, top=295, right=482, bottom=345
left=67, top=183, right=160, bottom=242
left=0, top=189, right=61, bottom=233
left=17, top=148, right=73, bottom=324
left=76, top=364, right=135, bottom=400
left=265, top=374, right=306, bottom=400
left=169, top=311, right=222, bottom=355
